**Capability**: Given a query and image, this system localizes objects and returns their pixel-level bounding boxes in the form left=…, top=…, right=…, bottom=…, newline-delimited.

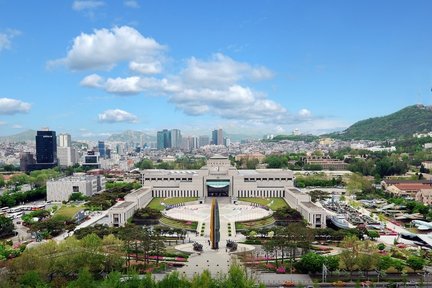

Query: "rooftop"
left=112, top=201, right=135, bottom=209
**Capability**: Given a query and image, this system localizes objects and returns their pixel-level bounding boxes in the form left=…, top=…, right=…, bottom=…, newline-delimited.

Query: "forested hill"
left=326, top=105, right=432, bottom=140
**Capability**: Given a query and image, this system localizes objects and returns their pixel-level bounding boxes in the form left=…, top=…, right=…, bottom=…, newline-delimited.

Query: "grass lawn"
left=235, top=215, right=275, bottom=230
left=147, top=197, right=198, bottom=211
left=159, top=216, right=198, bottom=231
left=238, top=197, right=288, bottom=211
left=54, top=205, right=83, bottom=219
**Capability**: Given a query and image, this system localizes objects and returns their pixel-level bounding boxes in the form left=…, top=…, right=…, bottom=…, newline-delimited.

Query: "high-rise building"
left=36, top=130, right=57, bottom=165
left=170, top=129, right=182, bottom=149
left=98, top=141, right=106, bottom=158
left=224, top=138, right=231, bottom=147
left=191, top=136, right=199, bottom=150
left=57, top=133, right=76, bottom=167
left=212, top=129, right=224, bottom=145
left=156, top=129, right=171, bottom=150
left=58, top=133, right=71, bottom=148
left=199, top=135, right=210, bottom=147
left=23, top=129, right=58, bottom=171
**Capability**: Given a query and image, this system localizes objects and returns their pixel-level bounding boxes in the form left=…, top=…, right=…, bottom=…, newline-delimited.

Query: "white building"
left=108, top=187, right=153, bottom=227
left=47, top=174, right=106, bottom=202
left=284, top=188, right=326, bottom=228
left=141, top=154, right=326, bottom=228
left=57, top=147, right=77, bottom=167
left=58, top=133, right=72, bottom=148
left=57, top=133, right=77, bottom=167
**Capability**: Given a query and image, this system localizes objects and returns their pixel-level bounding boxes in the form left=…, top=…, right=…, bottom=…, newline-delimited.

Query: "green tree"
left=377, top=255, right=393, bottom=271
left=0, top=215, right=14, bottom=237
left=406, top=256, right=425, bottom=272
left=297, top=252, right=324, bottom=273
left=69, top=192, right=88, bottom=202
left=246, top=158, right=259, bottom=169
left=0, top=175, right=5, bottom=187
left=367, top=230, right=380, bottom=240
left=135, top=159, right=154, bottom=169
left=339, top=235, right=361, bottom=278
left=324, top=255, right=340, bottom=274
left=346, top=173, right=373, bottom=195
left=67, top=268, right=97, bottom=288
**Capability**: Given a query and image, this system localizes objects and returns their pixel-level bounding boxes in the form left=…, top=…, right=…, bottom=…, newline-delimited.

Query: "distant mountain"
left=107, top=130, right=156, bottom=143
left=0, top=129, right=36, bottom=142
left=326, top=105, right=432, bottom=140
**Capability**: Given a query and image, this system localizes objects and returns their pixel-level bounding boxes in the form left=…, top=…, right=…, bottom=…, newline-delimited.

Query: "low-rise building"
left=416, top=189, right=432, bottom=205
left=107, top=187, right=152, bottom=227
left=47, top=174, right=106, bottom=202
left=304, top=156, right=348, bottom=170
left=284, top=188, right=326, bottom=228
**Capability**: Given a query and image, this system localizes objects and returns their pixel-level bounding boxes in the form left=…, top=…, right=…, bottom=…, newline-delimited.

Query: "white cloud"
left=170, top=85, right=287, bottom=123
left=0, top=29, right=21, bottom=52
left=49, top=26, right=164, bottom=71
left=12, top=124, right=23, bottom=129
left=72, top=0, right=105, bottom=11
left=129, top=61, right=162, bottom=74
left=124, top=0, right=140, bottom=8
left=298, top=108, right=311, bottom=118
left=0, top=98, right=31, bottom=115
left=80, top=73, right=104, bottom=87
left=0, top=121, right=6, bottom=126
left=80, top=74, right=170, bottom=95
left=98, top=109, right=138, bottom=123
left=181, top=53, right=273, bottom=88
left=104, top=77, right=142, bottom=95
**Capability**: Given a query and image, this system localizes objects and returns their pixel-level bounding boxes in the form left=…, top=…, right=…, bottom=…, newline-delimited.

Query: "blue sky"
left=0, top=0, right=431, bottom=138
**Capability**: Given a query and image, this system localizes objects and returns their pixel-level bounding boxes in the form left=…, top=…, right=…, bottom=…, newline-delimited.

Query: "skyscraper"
left=170, top=129, right=182, bottom=149
left=58, top=133, right=71, bottom=148
left=98, top=141, right=106, bottom=158
left=156, top=129, right=171, bottom=150
left=36, top=130, right=57, bottom=164
left=57, top=133, right=76, bottom=167
left=212, top=129, right=224, bottom=145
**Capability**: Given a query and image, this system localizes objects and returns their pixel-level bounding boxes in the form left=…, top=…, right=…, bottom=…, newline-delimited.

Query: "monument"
left=210, top=198, right=220, bottom=249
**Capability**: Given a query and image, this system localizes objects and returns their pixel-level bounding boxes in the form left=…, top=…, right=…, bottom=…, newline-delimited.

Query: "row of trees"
left=0, top=186, right=46, bottom=208
left=6, top=169, right=60, bottom=188
left=295, top=175, right=343, bottom=188
left=337, top=235, right=426, bottom=278
left=85, top=182, right=141, bottom=210
left=135, top=157, right=207, bottom=170
left=3, top=263, right=262, bottom=288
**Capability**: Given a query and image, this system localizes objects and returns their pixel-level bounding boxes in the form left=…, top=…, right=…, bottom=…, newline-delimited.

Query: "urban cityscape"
left=1, top=1, right=432, bottom=288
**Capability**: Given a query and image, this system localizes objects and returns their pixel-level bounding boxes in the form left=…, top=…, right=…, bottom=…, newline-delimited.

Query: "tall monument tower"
left=210, top=198, right=220, bottom=249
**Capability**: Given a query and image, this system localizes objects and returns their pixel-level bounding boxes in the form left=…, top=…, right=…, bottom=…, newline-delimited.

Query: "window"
left=72, top=186, right=79, bottom=192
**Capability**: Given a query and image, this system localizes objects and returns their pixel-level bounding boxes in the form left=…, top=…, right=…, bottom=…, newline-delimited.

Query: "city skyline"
left=1, top=1, right=432, bottom=137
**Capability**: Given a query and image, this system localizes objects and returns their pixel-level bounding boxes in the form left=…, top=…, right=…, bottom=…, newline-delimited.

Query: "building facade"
left=212, top=129, right=224, bottom=145
left=47, top=174, right=106, bottom=202
left=157, top=129, right=171, bottom=150
left=107, top=187, right=153, bottom=227
left=170, top=129, right=182, bottom=149
left=36, top=130, right=57, bottom=165
left=58, top=133, right=72, bottom=148
left=140, top=154, right=326, bottom=228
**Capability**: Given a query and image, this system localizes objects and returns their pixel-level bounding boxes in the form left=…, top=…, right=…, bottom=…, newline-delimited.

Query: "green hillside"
left=327, top=105, right=432, bottom=140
